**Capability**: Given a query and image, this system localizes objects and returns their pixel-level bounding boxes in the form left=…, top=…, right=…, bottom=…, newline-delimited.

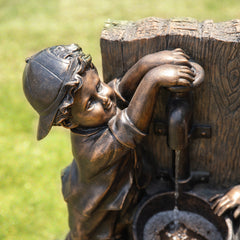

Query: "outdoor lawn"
left=0, top=0, right=239, bottom=239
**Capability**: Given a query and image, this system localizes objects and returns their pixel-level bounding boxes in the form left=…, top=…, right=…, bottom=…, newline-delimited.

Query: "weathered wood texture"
left=100, top=17, right=240, bottom=187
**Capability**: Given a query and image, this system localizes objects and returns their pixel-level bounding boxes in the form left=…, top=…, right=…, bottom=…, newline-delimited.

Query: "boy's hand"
left=119, top=48, right=193, bottom=101
left=210, top=185, right=240, bottom=218
left=144, top=64, right=195, bottom=88
left=141, top=48, right=191, bottom=69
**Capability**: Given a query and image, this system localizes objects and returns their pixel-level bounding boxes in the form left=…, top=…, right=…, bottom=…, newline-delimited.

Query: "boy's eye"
left=96, top=81, right=102, bottom=92
left=86, top=97, right=94, bottom=110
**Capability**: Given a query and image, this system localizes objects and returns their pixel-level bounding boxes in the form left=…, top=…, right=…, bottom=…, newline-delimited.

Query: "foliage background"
left=0, top=0, right=239, bottom=239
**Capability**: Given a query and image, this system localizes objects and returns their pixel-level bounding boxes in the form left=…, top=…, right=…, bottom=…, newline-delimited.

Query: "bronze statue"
left=22, top=17, right=240, bottom=240
left=23, top=44, right=196, bottom=240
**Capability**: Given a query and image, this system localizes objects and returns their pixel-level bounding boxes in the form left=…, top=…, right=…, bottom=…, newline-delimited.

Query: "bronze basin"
left=133, top=192, right=232, bottom=240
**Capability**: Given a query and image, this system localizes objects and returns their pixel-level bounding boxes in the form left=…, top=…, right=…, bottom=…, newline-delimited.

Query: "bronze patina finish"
left=23, top=17, right=240, bottom=240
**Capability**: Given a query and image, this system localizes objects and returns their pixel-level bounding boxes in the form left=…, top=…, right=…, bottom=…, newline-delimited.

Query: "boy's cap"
left=23, top=44, right=86, bottom=140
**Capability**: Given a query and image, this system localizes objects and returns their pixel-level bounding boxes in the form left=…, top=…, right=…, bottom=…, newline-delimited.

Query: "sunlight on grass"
left=0, top=0, right=239, bottom=239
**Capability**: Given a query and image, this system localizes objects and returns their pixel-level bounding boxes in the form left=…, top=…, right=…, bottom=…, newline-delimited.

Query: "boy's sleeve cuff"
left=109, top=78, right=129, bottom=108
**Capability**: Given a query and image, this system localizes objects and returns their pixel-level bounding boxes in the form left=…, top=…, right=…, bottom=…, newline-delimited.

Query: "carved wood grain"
left=101, top=17, right=240, bottom=187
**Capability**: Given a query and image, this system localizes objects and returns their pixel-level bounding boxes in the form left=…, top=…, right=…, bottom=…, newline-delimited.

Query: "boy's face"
left=71, top=69, right=117, bottom=128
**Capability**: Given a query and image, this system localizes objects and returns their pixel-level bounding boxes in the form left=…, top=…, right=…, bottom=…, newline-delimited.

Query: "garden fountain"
left=22, top=16, right=240, bottom=240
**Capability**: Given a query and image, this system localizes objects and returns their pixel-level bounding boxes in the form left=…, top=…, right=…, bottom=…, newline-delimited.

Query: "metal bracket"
left=154, top=121, right=212, bottom=139
left=190, top=124, right=212, bottom=139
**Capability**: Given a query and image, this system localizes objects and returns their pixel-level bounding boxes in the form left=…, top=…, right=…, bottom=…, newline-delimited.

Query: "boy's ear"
left=67, top=117, right=80, bottom=129
left=62, top=122, right=79, bottom=130
left=55, top=116, right=79, bottom=130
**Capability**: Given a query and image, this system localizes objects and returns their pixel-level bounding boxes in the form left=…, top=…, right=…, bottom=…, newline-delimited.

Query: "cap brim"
left=37, top=108, right=58, bottom=140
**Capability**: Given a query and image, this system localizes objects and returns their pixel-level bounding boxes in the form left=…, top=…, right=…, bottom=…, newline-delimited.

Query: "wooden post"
left=101, top=17, right=240, bottom=187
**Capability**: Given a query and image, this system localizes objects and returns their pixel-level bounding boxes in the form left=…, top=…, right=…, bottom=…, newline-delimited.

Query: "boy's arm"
left=118, top=49, right=191, bottom=102
left=126, top=64, right=195, bottom=133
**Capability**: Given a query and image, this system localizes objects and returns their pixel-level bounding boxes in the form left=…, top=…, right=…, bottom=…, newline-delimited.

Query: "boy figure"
left=23, top=44, right=195, bottom=240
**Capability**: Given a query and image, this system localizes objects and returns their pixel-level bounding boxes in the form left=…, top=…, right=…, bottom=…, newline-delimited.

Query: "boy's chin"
left=106, top=107, right=117, bottom=122
left=107, top=102, right=117, bottom=114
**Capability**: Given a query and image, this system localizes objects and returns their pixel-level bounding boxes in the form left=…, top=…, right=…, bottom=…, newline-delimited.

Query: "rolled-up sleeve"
left=108, top=109, right=146, bottom=149
left=108, top=78, right=129, bottom=109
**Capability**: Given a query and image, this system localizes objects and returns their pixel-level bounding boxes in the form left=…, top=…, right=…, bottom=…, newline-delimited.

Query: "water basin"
left=133, top=192, right=231, bottom=240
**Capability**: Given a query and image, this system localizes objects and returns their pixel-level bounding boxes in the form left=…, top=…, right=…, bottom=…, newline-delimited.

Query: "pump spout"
left=168, top=92, right=192, bottom=181
left=168, top=93, right=192, bottom=151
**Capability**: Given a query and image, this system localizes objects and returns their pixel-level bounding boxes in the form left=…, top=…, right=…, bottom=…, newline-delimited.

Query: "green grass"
left=0, top=0, right=239, bottom=239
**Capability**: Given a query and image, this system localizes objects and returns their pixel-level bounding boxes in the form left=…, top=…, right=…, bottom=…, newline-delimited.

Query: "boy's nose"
left=98, top=94, right=108, bottom=106
left=96, top=84, right=115, bottom=108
